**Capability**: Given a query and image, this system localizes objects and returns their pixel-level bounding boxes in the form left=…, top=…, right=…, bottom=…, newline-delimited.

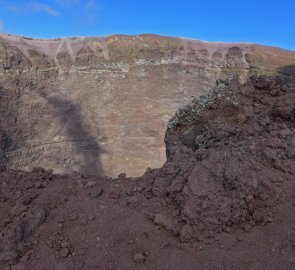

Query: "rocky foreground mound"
left=0, top=76, right=294, bottom=269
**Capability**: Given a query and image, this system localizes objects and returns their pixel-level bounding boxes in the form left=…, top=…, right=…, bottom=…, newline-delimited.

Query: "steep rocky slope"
left=0, top=34, right=295, bottom=177
left=0, top=76, right=294, bottom=269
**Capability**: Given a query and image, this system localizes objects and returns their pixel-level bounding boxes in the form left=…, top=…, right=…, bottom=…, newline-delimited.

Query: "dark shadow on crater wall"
left=0, top=82, right=21, bottom=167
left=40, top=91, right=105, bottom=176
left=277, top=65, right=295, bottom=79
left=0, top=39, right=105, bottom=175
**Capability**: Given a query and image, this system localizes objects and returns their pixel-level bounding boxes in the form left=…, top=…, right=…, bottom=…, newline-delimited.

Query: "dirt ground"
left=0, top=168, right=294, bottom=270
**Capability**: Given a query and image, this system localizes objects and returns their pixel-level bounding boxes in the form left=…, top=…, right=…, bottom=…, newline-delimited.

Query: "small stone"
left=60, top=248, right=70, bottom=258
left=60, top=241, right=69, bottom=248
left=44, top=169, right=54, bottom=180
left=88, top=215, right=95, bottom=221
left=172, top=209, right=180, bottom=217
left=32, top=167, right=46, bottom=173
left=160, top=242, right=170, bottom=249
left=153, top=214, right=174, bottom=231
left=78, top=250, right=85, bottom=255
left=118, top=173, right=126, bottom=179
left=77, top=179, right=84, bottom=188
left=86, top=181, right=96, bottom=188
left=35, top=182, right=45, bottom=189
left=98, top=204, right=107, bottom=210
left=88, top=187, right=104, bottom=198
left=20, top=250, right=33, bottom=262
left=81, top=173, right=90, bottom=179
left=58, top=222, right=64, bottom=228
left=133, top=253, right=146, bottom=263
left=222, top=226, right=230, bottom=233
left=179, top=224, right=194, bottom=243
left=109, top=190, right=120, bottom=199
left=261, top=147, right=276, bottom=161
left=242, top=223, right=252, bottom=232
left=22, top=207, right=48, bottom=241
left=265, top=216, right=274, bottom=222
left=236, top=235, right=244, bottom=241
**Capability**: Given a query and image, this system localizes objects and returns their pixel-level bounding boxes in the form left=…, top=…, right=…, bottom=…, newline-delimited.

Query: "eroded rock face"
left=0, top=34, right=295, bottom=176
left=131, top=75, right=295, bottom=239
left=156, top=76, right=294, bottom=235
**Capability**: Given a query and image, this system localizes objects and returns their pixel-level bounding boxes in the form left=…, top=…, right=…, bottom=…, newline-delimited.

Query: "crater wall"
left=0, top=34, right=294, bottom=176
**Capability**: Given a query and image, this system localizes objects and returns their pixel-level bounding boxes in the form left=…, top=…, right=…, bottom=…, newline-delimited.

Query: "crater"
left=0, top=34, right=294, bottom=177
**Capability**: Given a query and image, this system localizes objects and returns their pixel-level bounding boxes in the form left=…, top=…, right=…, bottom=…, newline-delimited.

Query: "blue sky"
left=0, top=0, right=294, bottom=50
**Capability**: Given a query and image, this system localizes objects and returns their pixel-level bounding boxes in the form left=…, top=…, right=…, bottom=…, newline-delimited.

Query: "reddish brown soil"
left=0, top=76, right=295, bottom=270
